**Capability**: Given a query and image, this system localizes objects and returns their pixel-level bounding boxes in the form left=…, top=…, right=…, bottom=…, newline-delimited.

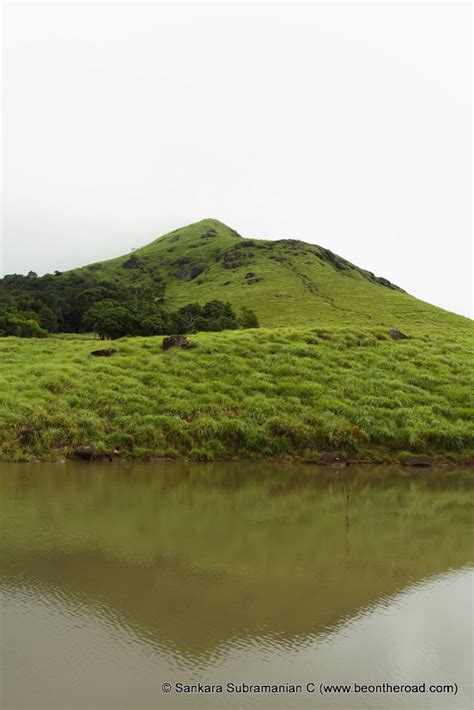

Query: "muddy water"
left=1, top=462, right=472, bottom=709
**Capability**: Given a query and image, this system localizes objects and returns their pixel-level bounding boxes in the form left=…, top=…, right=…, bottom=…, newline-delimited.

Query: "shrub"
left=239, top=307, right=259, bottom=329
left=0, top=315, right=47, bottom=338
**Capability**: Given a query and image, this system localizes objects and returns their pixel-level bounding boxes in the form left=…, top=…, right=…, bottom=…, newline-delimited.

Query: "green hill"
left=71, top=217, right=469, bottom=333
left=1, top=217, right=471, bottom=336
left=0, top=218, right=472, bottom=463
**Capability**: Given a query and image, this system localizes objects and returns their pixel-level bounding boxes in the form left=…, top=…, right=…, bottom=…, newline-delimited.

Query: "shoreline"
left=2, top=453, right=474, bottom=467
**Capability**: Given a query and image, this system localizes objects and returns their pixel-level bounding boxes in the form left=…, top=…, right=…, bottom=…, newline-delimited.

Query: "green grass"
left=2, top=218, right=472, bottom=462
left=1, top=324, right=473, bottom=462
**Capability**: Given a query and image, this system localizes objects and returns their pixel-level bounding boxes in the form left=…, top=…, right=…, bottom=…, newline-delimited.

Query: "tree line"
left=0, top=270, right=258, bottom=338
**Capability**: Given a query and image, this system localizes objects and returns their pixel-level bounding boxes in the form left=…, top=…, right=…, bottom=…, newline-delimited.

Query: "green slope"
left=1, top=326, right=473, bottom=462
left=2, top=218, right=472, bottom=462
left=74, top=218, right=470, bottom=334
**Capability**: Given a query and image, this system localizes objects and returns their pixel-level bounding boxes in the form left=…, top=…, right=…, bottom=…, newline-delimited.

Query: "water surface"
left=1, top=463, right=473, bottom=709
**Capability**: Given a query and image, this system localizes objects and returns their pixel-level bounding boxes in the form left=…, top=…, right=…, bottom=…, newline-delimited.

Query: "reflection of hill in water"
left=1, top=463, right=473, bottom=660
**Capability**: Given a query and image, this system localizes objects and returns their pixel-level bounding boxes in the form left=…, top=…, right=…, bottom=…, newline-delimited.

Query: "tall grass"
left=1, top=324, right=472, bottom=462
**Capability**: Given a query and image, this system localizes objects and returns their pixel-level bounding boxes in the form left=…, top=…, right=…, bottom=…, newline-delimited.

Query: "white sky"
left=2, top=2, right=472, bottom=317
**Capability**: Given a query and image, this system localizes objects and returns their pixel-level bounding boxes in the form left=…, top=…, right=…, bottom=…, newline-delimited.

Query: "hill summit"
left=70, top=217, right=466, bottom=332
left=0, top=218, right=470, bottom=335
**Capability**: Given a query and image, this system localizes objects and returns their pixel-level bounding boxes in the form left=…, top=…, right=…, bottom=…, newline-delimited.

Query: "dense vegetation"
left=0, top=268, right=257, bottom=339
left=81, top=299, right=256, bottom=339
left=1, top=325, right=472, bottom=463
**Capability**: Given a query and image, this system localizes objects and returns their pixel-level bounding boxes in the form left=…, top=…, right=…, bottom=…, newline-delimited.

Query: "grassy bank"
left=0, top=325, right=473, bottom=463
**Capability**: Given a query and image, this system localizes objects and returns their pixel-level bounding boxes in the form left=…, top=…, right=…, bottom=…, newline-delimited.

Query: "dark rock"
left=200, top=229, right=217, bottom=239
left=18, top=425, right=42, bottom=443
left=171, top=257, right=205, bottom=281
left=402, top=457, right=433, bottom=467
left=189, top=264, right=205, bottom=280
left=306, top=338, right=318, bottom=345
left=122, top=255, right=142, bottom=270
left=74, top=445, right=95, bottom=461
left=375, top=276, right=397, bottom=290
left=388, top=329, right=408, bottom=340
left=93, top=452, right=113, bottom=461
left=90, top=348, right=118, bottom=357
left=162, top=335, right=192, bottom=351
left=222, top=247, right=253, bottom=269
left=318, top=452, right=348, bottom=465
left=74, top=445, right=120, bottom=462
left=245, top=276, right=263, bottom=285
left=319, top=248, right=348, bottom=271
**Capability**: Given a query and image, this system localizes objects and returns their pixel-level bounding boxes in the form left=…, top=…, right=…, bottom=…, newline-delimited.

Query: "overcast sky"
left=2, top=2, right=472, bottom=317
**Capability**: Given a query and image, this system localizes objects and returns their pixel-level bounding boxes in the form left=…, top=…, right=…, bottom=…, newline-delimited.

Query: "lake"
left=0, top=462, right=472, bottom=709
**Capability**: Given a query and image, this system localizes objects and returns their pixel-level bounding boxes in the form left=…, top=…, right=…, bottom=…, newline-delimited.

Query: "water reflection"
left=1, top=462, right=473, bottom=708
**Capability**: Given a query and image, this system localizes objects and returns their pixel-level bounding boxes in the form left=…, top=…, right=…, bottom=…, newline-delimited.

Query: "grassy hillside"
left=72, top=218, right=469, bottom=333
left=1, top=218, right=472, bottom=462
left=1, top=325, right=472, bottom=462
left=2, top=217, right=471, bottom=337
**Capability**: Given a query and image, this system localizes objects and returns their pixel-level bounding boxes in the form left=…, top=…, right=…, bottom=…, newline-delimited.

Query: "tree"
left=174, top=303, right=203, bottom=333
left=38, top=304, right=59, bottom=332
left=200, top=300, right=238, bottom=331
left=82, top=301, right=139, bottom=339
left=238, top=307, right=259, bottom=329
left=138, top=314, right=167, bottom=336
left=0, top=252, right=169, bottom=335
